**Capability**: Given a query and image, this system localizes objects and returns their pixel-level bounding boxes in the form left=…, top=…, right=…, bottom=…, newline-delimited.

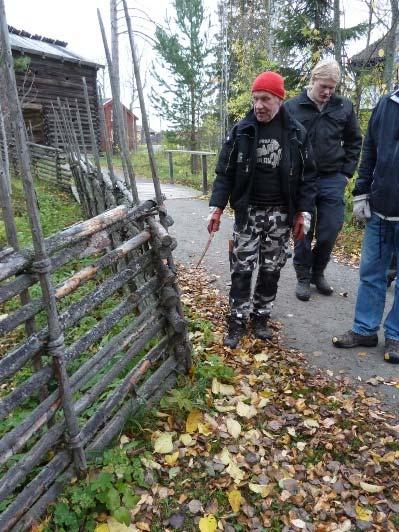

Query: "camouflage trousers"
left=229, top=205, right=291, bottom=320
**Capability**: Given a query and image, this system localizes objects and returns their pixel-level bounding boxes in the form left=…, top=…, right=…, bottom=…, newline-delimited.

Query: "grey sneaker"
left=332, top=330, right=378, bottom=348
left=384, top=338, right=399, bottom=364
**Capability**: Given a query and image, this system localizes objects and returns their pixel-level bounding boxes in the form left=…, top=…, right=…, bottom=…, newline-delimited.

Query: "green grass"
left=101, top=146, right=218, bottom=192
left=0, top=177, right=83, bottom=249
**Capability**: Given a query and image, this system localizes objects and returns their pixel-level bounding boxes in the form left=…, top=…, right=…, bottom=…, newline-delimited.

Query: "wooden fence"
left=28, top=142, right=72, bottom=190
left=165, top=149, right=216, bottom=194
left=0, top=6, right=191, bottom=529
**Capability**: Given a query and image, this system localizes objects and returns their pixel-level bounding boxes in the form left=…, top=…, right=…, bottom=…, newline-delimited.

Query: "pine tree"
left=151, top=0, right=215, bottom=164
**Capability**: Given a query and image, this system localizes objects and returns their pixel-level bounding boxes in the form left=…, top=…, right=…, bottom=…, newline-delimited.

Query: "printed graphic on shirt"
left=256, top=138, right=282, bottom=168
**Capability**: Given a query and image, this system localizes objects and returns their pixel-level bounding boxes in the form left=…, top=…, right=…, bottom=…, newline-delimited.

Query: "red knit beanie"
left=251, top=71, right=285, bottom=100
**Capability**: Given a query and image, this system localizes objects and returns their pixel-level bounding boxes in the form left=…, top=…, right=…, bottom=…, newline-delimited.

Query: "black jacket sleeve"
left=295, top=128, right=317, bottom=214
left=341, top=103, right=362, bottom=178
left=209, top=126, right=238, bottom=209
left=353, top=102, right=379, bottom=197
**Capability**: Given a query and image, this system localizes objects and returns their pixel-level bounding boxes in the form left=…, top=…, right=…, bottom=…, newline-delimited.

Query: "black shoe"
left=311, top=272, right=333, bottom=295
left=384, top=338, right=399, bottom=364
left=251, top=314, right=272, bottom=341
left=224, top=317, right=246, bottom=349
left=332, top=330, right=378, bottom=348
left=295, top=279, right=310, bottom=301
left=295, top=267, right=311, bottom=301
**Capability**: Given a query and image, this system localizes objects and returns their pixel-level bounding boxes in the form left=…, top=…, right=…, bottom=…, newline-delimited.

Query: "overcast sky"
left=4, top=0, right=378, bottom=129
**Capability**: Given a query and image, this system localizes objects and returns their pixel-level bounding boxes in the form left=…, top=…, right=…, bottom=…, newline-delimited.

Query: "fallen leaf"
left=355, top=504, right=372, bottom=521
left=180, top=433, right=194, bottom=446
left=165, top=451, right=179, bottom=466
left=359, top=481, right=384, bottom=493
left=197, top=422, right=212, bottom=436
left=236, top=401, right=257, bottom=419
left=303, top=418, right=319, bottom=429
left=186, top=410, right=203, bottom=433
left=154, top=432, right=173, bottom=454
left=226, top=460, right=245, bottom=482
left=95, top=525, right=109, bottom=532
left=226, top=418, right=242, bottom=438
left=248, top=483, right=273, bottom=497
left=198, top=514, right=217, bottom=532
left=212, top=378, right=235, bottom=396
left=228, top=490, right=242, bottom=513
left=290, top=518, right=306, bottom=529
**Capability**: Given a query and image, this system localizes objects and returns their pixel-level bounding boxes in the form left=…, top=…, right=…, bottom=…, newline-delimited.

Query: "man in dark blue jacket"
left=285, top=59, right=362, bottom=301
left=332, top=89, right=399, bottom=362
left=207, top=71, right=317, bottom=348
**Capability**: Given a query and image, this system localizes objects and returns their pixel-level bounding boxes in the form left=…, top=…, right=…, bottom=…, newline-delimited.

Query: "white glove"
left=353, top=194, right=371, bottom=222
left=301, top=212, right=311, bottom=235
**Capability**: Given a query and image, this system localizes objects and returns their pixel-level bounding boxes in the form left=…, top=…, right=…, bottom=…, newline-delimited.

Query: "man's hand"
left=353, top=194, right=371, bottom=222
left=293, top=211, right=311, bottom=241
left=207, top=207, right=223, bottom=233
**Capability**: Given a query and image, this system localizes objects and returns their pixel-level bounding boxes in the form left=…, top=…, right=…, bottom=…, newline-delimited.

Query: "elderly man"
left=285, top=59, right=362, bottom=301
left=333, top=89, right=399, bottom=363
left=207, top=71, right=316, bottom=348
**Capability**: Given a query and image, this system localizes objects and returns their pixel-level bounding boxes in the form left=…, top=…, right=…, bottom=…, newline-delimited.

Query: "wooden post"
left=0, top=2, right=87, bottom=476
left=121, top=0, right=163, bottom=206
left=82, top=77, right=103, bottom=180
left=0, top=103, right=10, bottom=194
left=201, top=154, right=208, bottom=195
left=97, top=8, right=139, bottom=205
left=97, top=84, right=117, bottom=187
left=168, top=151, right=174, bottom=184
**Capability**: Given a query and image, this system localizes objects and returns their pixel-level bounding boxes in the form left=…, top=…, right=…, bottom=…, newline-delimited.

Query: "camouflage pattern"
left=229, top=205, right=290, bottom=320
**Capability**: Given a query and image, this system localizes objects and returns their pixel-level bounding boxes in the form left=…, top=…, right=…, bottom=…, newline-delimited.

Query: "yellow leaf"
left=95, top=525, right=109, bottom=532
left=228, top=490, right=242, bottom=513
left=180, top=433, right=194, bottom=446
left=119, top=435, right=130, bottom=447
left=378, top=48, right=385, bottom=57
left=165, top=451, right=179, bottom=466
left=296, top=441, right=307, bottom=451
left=198, top=422, right=212, bottom=436
left=226, top=460, right=245, bottom=482
left=154, top=432, right=173, bottom=454
left=380, top=451, right=399, bottom=462
left=359, top=481, right=384, bottom=493
left=212, top=378, right=235, bottom=396
left=254, top=353, right=269, bottom=363
left=248, top=483, right=273, bottom=497
left=186, top=410, right=203, bottom=433
left=236, top=401, right=257, bottom=419
left=304, top=418, right=319, bottom=429
left=219, top=447, right=231, bottom=465
left=106, top=517, right=137, bottom=531
left=226, top=418, right=241, bottom=439
left=198, top=514, right=217, bottom=532
left=260, top=389, right=274, bottom=398
left=355, top=504, right=372, bottom=521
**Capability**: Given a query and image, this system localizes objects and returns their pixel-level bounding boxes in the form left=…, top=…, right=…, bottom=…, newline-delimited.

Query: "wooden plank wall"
left=13, top=52, right=100, bottom=151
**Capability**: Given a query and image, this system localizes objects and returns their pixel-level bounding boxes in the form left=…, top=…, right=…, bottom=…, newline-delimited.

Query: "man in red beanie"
left=208, top=71, right=317, bottom=348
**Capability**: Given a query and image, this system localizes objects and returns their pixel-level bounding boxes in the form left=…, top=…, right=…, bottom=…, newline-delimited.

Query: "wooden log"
left=165, top=307, right=187, bottom=334
left=0, top=258, right=150, bottom=385
left=0, top=310, right=163, bottom=500
left=147, top=217, right=172, bottom=247
left=0, top=269, right=157, bottom=425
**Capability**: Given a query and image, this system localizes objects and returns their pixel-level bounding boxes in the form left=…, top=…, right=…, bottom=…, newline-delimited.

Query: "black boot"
left=311, top=269, right=333, bottom=295
left=251, top=314, right=272, bottom=340
left=295, top=267, right=311, bottom=301
left=224, top=317, right=246, bottom=349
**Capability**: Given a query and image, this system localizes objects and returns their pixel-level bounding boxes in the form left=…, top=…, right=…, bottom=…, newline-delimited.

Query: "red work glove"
left=207, top=207, right=223, bottom=233
left=293, top=211, right=311, bottom=241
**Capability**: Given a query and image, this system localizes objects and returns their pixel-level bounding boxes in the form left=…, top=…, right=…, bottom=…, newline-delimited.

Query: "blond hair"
left=310, top=59, right=341, bottom=85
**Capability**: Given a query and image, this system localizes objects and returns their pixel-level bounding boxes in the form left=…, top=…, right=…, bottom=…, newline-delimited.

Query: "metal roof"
left=9, top=27, right=103, bottom=69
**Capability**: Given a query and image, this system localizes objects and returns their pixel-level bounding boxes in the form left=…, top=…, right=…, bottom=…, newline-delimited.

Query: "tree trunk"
left=333, top=0, right=342, bottom=68
left=383, top=0, right=399, bottom=90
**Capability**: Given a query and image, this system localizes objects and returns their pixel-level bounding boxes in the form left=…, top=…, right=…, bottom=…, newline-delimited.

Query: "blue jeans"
left=294, top=173, right=347, bottom=272
left=352, top=213, right=399, bottom=341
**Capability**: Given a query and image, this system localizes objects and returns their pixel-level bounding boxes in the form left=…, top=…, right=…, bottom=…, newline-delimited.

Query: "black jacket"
left=284, top=90, right=362, bottom=178
left=353, top=90, right=399, bottom=218
left=209, top=107, right=317, bottom=229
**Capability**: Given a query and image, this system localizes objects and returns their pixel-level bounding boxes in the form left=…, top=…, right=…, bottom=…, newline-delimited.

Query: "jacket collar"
left=390, top=89, right=399, bottom=105
left=297, top=89, right=342, bottom=110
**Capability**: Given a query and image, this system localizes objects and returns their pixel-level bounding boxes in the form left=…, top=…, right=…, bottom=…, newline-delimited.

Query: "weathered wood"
left=122, top=0, right=163, bottom=206
left=0, top=5, right=86, bottom=474
left=97, top=8, right=139, bottom=204
left=147, top=217, right=173, bottom=247
left=201, top=153, right=208, bottom=194
left=97, top=84, right=116, bottom=186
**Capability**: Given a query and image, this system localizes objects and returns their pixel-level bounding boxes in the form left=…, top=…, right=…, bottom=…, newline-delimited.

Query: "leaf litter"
left=57, top=263, right=399, bottom=531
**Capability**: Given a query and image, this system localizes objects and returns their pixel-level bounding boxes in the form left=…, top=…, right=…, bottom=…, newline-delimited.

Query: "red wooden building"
left=101, top=98, right=138, bottom=152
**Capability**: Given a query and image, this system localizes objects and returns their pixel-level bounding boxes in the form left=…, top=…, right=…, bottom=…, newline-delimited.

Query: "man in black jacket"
left=285, top=59, right=362, bottom=301
left=208, top=71, right=317, bottom=348
left=332, top=89, right=399, bottom=362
